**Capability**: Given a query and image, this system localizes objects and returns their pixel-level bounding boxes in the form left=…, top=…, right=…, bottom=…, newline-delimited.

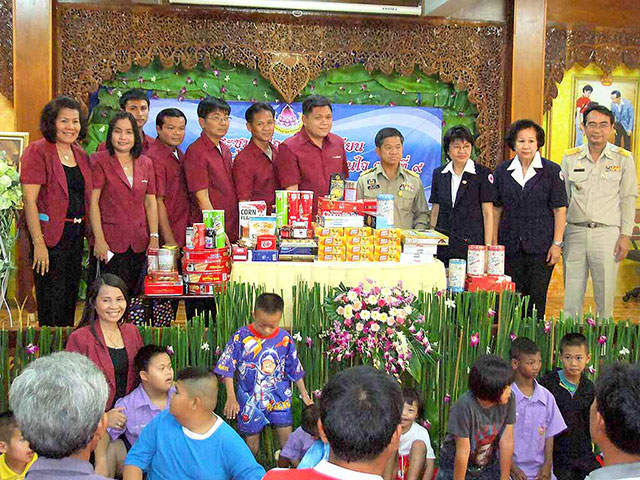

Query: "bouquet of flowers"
left=322, top=280, right=437, bottom=380
left=0, top=150, right=21, bottom=275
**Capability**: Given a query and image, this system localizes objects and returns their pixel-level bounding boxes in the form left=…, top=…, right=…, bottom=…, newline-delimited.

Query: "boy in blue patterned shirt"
left=215, top=293, right=313, bottom=455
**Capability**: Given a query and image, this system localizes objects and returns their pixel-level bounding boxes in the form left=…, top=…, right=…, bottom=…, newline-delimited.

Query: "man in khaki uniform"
left=356, top=128, right=429, bottom=230
left=561, top=104, right=638, bottom=319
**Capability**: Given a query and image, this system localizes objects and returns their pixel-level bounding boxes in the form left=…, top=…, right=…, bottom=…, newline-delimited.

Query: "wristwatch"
left=150, top=233, right=159, bottom=238
left=552, top=240, right=564, bottom=248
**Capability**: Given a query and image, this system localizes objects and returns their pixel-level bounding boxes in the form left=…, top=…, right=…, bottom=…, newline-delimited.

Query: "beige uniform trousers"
left=562, top=223, right=620, bottom=319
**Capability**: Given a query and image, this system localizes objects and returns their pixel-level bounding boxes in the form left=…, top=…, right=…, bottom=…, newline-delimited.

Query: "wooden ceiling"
left=547, top=0, right=640, bottom=28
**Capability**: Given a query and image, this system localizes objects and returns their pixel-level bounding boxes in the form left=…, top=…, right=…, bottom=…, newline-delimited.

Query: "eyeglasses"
left=450, top=144, right=472, bottom=152
left=207, top=115, right=230, bottom=123
left=586, top=122, right=611, bottom=130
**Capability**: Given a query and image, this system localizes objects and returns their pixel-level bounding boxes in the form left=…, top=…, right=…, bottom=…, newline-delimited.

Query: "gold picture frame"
left=0, top=132, right=29, bottom=170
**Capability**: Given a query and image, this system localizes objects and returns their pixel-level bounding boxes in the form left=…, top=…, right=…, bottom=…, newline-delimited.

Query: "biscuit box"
left=181, top=260, right=232, bottom=273
left=184, top=272, right=230, bottom=283
left=187, top=283, right=227, bottom=295
left=144, top=277, right=184, bottom=296
left=256, top=235, right=278, bottom=250
left=183, top=247, right=230, bottom=262
left=251, top=250, right=279, bottom=262
left=318, top=253, right=346, bottom=262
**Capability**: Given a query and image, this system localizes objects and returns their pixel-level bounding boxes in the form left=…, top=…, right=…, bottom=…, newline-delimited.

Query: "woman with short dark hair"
left=493, top=119, right=568, bottom=319
left=20, top=96, right=92, bottom=327
left=430, top=125, right=496, bottom=265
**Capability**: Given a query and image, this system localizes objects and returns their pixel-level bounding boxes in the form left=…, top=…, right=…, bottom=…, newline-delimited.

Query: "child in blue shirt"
left=215, top=293, right=313, bottom=456
left=123, top=367, right=265, bottom=480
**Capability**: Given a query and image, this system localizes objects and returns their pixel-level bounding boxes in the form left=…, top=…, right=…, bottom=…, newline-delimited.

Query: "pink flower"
left=177, top=95, right=185, bottom=102
left=444, top=394, right=451, bottom=403
left=213, top=70, right=220, bottom=77
left=370, top=323, right=380, bottom=333
left=435, top=290, right=443, bottom=297
left=309, top=84, right=315, bottom=91
left=137, top=76, right=144, bottom=84
left=220, top=85, right=227, bottom=94
left=386, top=327, right=394, bottom=335
left=186, top=76, right=193, bottom=84
left=420, top=419, right=431, bottom=430
left=166, top=345, right=174, bottom=356
left=151, top=92, right=159, bottom=100
left=339, top=85, right=345, bottom=91
left=360, top=84, right=367, bottom=91
left=348, top=100, right=354, bottom=105
left=470, top=332, right=480, bottom=348
left=544, top=321, right=552, bottom=334
left=313, top=389, right=322, bottom=398
left=396, top=317, right=405, bottom=326
left=179, top=87, right=187, bottom=95
left=377, top=298, right=386, bottom=308
left=587, top=365, right=596, bottom=375
left=26, top=344, right=39, bottom=355
left=510, top=333, right=517, bottom=341
left=389, top=102, right=396, bottom=107
left=306, top=337, right=313, bottom=348
left=488, top=308, right=496, bottom=318
left=252, top=78, right=258, bottom=86
left=598, top=335, right=607, bottom=345
left=586, top=316, right=596, bottom=327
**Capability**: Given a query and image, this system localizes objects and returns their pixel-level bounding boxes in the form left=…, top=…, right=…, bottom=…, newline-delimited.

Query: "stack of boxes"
left=182, top=247, right=231, bottom=295
left=372, top=229, right=402, bottom=262
left=400, top=230, right=449, bottom=263
left=316, top=227, right=402, bottom=262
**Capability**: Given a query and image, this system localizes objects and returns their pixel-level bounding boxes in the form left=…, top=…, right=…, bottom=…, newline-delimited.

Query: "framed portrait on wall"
left=571, top=77, right=639, bottom=153
left=0, top=132, right=29, bottom=169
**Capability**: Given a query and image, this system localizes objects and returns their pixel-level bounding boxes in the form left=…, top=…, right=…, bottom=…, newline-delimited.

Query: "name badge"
left=573, top=168, right=585, bottom=172
left=367, top=184, right=380, bottom=190
left=605, top=165, right=621, bottom=172
left=141, top=179, right=149, bottom=183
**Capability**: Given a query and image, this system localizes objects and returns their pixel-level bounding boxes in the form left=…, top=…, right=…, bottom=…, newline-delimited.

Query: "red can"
left=191, top=223, right=205, bottom=250
left=288, top=191, right=301, bottom=222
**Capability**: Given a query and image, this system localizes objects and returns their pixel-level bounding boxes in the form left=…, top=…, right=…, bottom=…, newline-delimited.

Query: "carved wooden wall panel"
left=544, top=26, right=640, bottom=112
left=0, top=0, right=12, bottom=102
left=57, top=6, right=507, bottom=167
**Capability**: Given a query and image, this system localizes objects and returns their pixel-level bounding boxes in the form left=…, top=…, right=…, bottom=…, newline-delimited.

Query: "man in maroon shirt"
left=184, top=97, right=239, bottom=243
left=97, top=89, right=154, bottom=154
left=232, top=102, right=278, bottom=214
left=147, top=108, right=189, bottom=247
left=275, top=95, right=349, bottom=215
left=263, top=366, right=403, bottom=480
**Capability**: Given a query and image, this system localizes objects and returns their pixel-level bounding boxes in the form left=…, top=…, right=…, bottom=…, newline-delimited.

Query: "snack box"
left=399, top=253, right=436, bottom=264
left=318, top=244, right=345, bottom=256
left=373, top=251, right=401, bottom=262
left=239, top=201, right=267, bottom=239
left=251, top=250, right=279, bottom=262
left=184, top=272, right=230, bottom=283
left=374, top=236, right=402, bottom=247
left=314, top=227, right=344, bottom=238
left=187, top=283, right=226, bottom=295
left=346, top=252, right=372, bottom=262
left=183, top=247, right=230, bottom=262
left=401, top=229, right=449, bottom=246
left=256, top=235, right=278, bottom=250
left=278, top=254, right=315, bottom=262
left=248, top=216, right=277, bottom=244
left=373, top=245, right=401, bottom=255
left=319, top=215, right=364, bottom=228
left=149, top=270, right=181, bottom=282
left=358, top=199, right=377, bottom=215
left=346, top=244, right=373, bottom=255
left=280, top=238, right=318, bottom=248
left=318, top=197, right=361, bottom=216
left=318, top=253, right=345, bottom=262
left=344, top=227, right=372, bottom=238
left=374, top=228, right=402, bottom=239
left=182, top=260, right=232, bottom=273
left=344, top=235, right=373, bottom=246
left=144, top=276, right=184, bottom=296
left=279, top=246, right=316, bottom=256
left=318, top=236, right=345, bottom=247
left=465, top=274, right=515, bottom=293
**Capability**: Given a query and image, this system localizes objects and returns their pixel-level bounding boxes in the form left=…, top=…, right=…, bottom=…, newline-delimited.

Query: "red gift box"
left=256, top=235, right=278, bottom=250
left=182, top=259, right=232, bottom=273
left=465, top=275, right=516, bottom=293
left=187, top=283, right=227, bottom=295
left=144, top=276, right=184, bottom=296
left=183, top=247, right=230, bottom=262
left=184, top=272, right=230, bottom=283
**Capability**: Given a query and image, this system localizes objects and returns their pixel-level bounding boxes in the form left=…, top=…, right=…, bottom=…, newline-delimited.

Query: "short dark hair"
left=443, top=125, right=474, bottom=158
left=176, top=366, right=212, bottom=383
left=559, top=332, right=588, bottom=354
left=582, top=85, right=593, bottom=93
left=197, top=97, right=230, bottom=119
left=0, top=411, right=17, bottom=444
left=40, top=96, right=88, bottom=143
left=401, top=387, right=423, bottom=417
left=302, top=95, right=332, bottom=116
left=320, top=365, right=402, bottom=463
left=156, top=108, right=187, bottom=128
left=135, top=345, right=170, bottom=374
left=611, top=90, right=621, bottom=98
left=301, top=403, right=320, bottom=437
left=245, top=102, right=275, bottom=123
left=468, top=355, right=514, bottom=403
left=509, top=337, right=540, bottom=360
left=374, top=128, right=404, bottom=148
left=583, top=104, right=615, bottom=126
left=119, top=89, right=150, bottom=110
left=105, top=111, right=143, bottom=158
left=505, top=119, right=545, bottom=150
left=595, top=363, right=640, bottom=455
left=255, top=293, right=284, bottom=315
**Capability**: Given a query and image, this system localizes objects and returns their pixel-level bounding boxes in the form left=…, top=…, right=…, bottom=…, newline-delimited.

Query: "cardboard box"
left=318, top=197, right=361, bottom=216
left=278, top=254, right=315, bottom=262
left=184, top=272, right=230, bottom=283
left=319, top=215, right=364, bottom=228
left=251, top=250, right=279, bottom=262
left=182, top=260, right=232, bottom=273
left=373, top=245, right=401, bottom=255
left=183, top=248, right=230, bottom=262
left=374, top=228, right=402, bottom=239
left=187, top=283, right=226, bottom=295
left=465, top=274, right=515, bottom=293
left=256, top=235, right=278, bottom=250
left=346, top=244, right=373, bottom=255
left=402, top=245, right=438, bottom=256
left=401, top=229, right=449, bottom=246
left=318, top=253, right=345, bottom=262
left=318, top=244, right=345, bottom=256
left=374, top=236, right=402, bottom=247
left=344, top=227, right=372, bottom=238
left=279, top=246, right=316, bottom=256
left=314, top=227, right=344, bottom=238
left=148, top=271, right=181, bottom=282
left=399, top=253, right=436, bottom=264
left=373, top=252, right=401, bottom=262
left=344, top=235, right=373, bottom=246
left=144, top=276, right=184, bottom=296
left=346, top=253, right=372, bottom=262
left=239, top=201, right=267, bottom=239
left=318, top=236, right=345, bottom=247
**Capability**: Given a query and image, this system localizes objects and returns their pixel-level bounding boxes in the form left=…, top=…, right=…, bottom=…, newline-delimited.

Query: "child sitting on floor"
left=215, top=292, right=313, bottom=456
left=0, top=412, right=37, bottom=480
left=106, top=344, right=175, bottom=477
left=279, top=403, right=320, bottom=468
left=385, top=388, right=435, bottom=480
left=123, top=367, right=265, bottom=480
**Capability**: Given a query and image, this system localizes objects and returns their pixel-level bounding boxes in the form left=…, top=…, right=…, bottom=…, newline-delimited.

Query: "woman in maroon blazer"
left=20, top=96, right=93, bottom=327
left=66, top=273, right=144, bottom=475
left=89, top=111, right=158, bottom=297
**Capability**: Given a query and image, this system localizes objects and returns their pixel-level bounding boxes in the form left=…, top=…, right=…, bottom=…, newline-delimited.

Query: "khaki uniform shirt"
left=356, top=163, right=430, bottom=230
left=561, top=142, right=637, bottom=236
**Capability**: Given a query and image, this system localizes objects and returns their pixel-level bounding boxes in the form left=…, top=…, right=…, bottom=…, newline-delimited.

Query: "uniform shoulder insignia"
left=564, top=146, right=582, bottom=155
left=360, top=167, right=376, bottom=175
left=404, top=169, right=419, bottom=178
left=611, top=145, right=632, bottom=157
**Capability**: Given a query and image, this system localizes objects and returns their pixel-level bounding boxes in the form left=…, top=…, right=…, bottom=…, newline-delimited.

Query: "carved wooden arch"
left=56, top=6, right=507, bottom=167
left=544, top=25, right=640, bottom=112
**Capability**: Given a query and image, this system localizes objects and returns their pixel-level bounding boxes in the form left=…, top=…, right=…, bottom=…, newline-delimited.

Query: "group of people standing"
left=19, top=90, right=636, bottom=327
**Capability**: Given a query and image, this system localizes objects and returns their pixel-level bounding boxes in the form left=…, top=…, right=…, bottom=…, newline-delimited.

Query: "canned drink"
left=276, top=190, right=289, bottom=228
left=344, top=181, right=357, bottom=201
left=288, top=191, right=302, bottom=226
left=185, top=226, right=194, bottom=249
left=192, top=223, right=205, bottom=250
left=467, top=245, right=486, bottom=276
left=300, top=191, right=313, bottom=228
left=448, top=258, right=466, bottom=292
left=487, top=245, right=506, bottom=276
left=211, top=210, right=226, bottom=248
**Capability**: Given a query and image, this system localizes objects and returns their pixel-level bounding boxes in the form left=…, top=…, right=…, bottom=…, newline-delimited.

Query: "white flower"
left=379, top=312, right=388, bottom=324
left=619, top=346, right=630, bottom=356
left=263, top=92, right=269, bottom=98
left=203, top=82, right=208, bottom=89
left=352, top=300, right=362, bottom=312
left=366, top=295, right=378, bottom=305
left=116, top=90, right=123, bottom=98
left=404, top=305, right=413, bottom=315
left=356, top=322, right=364, bottom=332
left=343, top=305, right=354, bottom=320
left=386, top=317, right=396, bottom=327
left=98, top=125, right=106, bottom=133
left=370, top=323, right=380, bottom=333
left=360, top=310, right=371, bottom=321
left=347, top=291, right=358, bottom=302
left=389, top=307, right=398, bottom=317
left=236, top=95, right=242, bottom=101
left=201, top=343, right=210, bottom=351
left=486, top=345, right=491, bottom=354
left=293, top=332, right=302, bottom=342
left=381, top=287, right=392, bottom=297
left=224, top=75, right=230, bottom=82
left=445, top=299, right=456, bottom=309
left=150, top=75, right=157, bottom=82
left=371, top=311, right=380, bottom=321
left=337, top=306, right=344, bottom=315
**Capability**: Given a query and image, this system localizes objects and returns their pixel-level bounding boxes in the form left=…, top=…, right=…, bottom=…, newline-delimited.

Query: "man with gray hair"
left=9, top=351, right=111, bottom=479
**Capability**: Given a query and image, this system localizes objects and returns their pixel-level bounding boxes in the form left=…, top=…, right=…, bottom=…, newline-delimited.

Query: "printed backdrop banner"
left=144, top=100, right=443, bottom=199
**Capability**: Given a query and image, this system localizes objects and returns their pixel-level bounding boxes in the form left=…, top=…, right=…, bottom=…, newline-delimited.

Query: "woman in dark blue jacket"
left=430, top=126, right=496, bottom=266
left=493, top=119, right=568, bottom=318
